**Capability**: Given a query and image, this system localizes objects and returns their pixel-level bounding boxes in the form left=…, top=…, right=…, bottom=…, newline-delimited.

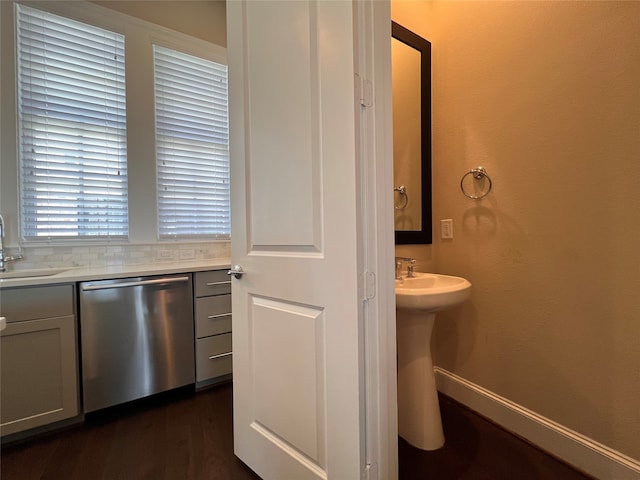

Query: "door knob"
left=227, top=264, right=245, bottom=279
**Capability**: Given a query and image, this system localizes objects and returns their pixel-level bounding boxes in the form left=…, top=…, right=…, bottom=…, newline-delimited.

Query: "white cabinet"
left=194, top=270, right=232, bottom=387
left=0, top=285, right=79, bottom=436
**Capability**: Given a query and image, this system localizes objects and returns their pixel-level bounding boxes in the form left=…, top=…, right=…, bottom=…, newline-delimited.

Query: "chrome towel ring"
left=460, top=166, right=492, bottom=199
left=394, top=185, right=409, bottom=209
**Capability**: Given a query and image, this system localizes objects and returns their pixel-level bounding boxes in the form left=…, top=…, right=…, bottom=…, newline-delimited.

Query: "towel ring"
left=460, top=166, right=492, bottom=199
left=394, top=185, right=409, bottom=209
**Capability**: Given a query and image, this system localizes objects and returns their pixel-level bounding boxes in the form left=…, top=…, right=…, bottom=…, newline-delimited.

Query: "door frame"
left=355, top=1, right=398, bottom=479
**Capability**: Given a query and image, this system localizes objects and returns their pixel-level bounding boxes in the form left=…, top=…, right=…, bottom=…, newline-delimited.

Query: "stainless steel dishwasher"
left=79, top=274, right=194, bottom=413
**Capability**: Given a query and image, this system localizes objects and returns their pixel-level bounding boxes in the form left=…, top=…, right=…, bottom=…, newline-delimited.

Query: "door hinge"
left=364, top=271, right=376, bottom=301
left=357, top=74, right=373, bottom=108
left=362, top=462, right=378, bottom=480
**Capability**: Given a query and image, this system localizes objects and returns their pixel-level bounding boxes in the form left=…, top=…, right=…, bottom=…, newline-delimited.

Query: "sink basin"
left=0, top=268, right=68, bottom=280
left=395, top=272, right=472, bottom=312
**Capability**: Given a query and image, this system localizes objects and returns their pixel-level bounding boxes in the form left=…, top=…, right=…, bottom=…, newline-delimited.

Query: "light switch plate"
left=441, top=219, right=453, bottom=239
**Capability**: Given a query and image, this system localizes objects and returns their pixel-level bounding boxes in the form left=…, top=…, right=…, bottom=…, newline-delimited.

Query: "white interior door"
left=227, top=1, right=367, bottom=479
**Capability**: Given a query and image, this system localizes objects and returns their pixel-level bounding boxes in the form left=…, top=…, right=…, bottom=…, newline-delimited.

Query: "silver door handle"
left=227, top=264, right=244, bottom=279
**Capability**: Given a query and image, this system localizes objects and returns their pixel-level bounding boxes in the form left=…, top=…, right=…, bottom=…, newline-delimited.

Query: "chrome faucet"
left=0, top=214, right=23, bottom=273
left=395, top=257, right=416, bottom=280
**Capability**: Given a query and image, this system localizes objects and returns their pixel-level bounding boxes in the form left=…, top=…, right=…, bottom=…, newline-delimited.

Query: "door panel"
left=251, top=296, right=325, bottom=464
left=227, top=1, right=364, bottom=478
left=1, top=315, right=78, bottom=435
left=245, top=1, right=322, bottom=250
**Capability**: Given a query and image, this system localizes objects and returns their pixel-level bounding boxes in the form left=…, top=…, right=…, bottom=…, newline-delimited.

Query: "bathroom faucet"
left=0, top=214, right=23, bottom=273
left=395, top=257, right=416, bottom=280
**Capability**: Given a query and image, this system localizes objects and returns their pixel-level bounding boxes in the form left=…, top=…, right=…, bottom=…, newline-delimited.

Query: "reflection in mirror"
left=393, top=37, right=422, bottom=231
left=392, top=22, right=432, bottom=244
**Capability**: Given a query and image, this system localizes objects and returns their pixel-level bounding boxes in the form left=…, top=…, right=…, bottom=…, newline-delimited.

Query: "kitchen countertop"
left=0, top=258, right=232, bottom=288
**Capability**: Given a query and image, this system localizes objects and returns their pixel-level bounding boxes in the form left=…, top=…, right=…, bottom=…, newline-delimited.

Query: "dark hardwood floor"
left=0, top=383, right=260, bottom=480
left=1, top=384, right=594, bottom=480
left=399, top=394, right=595, bottom=480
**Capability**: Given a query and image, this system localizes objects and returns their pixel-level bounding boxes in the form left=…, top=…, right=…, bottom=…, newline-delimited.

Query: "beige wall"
left=93, top=0, right=226, bottom=46
left=393, top=0, right=640, bottom=460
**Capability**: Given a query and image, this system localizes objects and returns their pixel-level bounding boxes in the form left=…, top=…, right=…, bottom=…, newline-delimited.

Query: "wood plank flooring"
left=399, top=394, right=596, bottom=480
left=2, top=384, right=595, bottom=480
left=1, top=383, right=260, bottom=480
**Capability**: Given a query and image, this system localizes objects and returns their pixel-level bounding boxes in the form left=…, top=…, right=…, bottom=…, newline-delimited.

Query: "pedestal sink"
left=396, top=272, right=471, bottom=450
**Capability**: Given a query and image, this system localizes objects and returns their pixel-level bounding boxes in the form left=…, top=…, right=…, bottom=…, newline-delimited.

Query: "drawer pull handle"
left=207, top=313, right=231, bottom=319
left=208, top=352, right=232, bottom=361
left=206, top=281, right=231, bottom=286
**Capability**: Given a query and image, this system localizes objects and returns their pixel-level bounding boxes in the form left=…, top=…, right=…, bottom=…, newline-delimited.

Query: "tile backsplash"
left=4, top=242, right=230, bottom=271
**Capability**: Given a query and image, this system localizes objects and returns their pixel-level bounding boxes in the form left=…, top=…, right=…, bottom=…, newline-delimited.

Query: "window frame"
left=3, top=1, right=229, bottom=246
left=153, top=44, right=231, bottom=241
left=16, top=3, right=130, bottom=241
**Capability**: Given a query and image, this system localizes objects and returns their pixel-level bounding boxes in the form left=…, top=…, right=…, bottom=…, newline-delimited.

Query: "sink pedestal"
left=396, top=309, right=444, bottom=450
left=395, top=271, right=471, bottom=451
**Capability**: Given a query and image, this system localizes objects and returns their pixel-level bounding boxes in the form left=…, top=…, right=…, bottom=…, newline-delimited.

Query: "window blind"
left=16, top=4, right=128, bottom=240
left=154, top=45, right=230, bottom=239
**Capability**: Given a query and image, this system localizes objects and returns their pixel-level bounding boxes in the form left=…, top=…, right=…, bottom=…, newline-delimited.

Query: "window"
left=16, top=4, right=128, bottom=240
left=7, top=3, right=230, bottom=244
left=154, top=45, right=230, bottom=239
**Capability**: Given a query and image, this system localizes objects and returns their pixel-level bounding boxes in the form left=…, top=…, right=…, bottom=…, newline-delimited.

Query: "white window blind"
left=154, top=45, right=230, bottom=239
left=16, top=4, right=128, bottom=240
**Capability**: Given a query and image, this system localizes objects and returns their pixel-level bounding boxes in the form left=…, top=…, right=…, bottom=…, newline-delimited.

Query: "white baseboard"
left=434, top=367, right=640, bottom=480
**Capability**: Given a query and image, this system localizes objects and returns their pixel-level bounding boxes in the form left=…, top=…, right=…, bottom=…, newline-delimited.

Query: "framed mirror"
left=392, top=21, right=432, bottom=244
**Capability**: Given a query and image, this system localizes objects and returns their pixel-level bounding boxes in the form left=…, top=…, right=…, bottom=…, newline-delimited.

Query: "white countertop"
left=0, top=258, right=231, bottom=288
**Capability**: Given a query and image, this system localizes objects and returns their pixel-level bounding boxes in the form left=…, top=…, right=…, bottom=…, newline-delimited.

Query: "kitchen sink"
left=0, top=268, right=69, bottom=280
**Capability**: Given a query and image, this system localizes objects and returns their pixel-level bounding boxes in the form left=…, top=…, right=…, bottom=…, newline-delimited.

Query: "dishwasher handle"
left=81, top=276, right=190, bottom=291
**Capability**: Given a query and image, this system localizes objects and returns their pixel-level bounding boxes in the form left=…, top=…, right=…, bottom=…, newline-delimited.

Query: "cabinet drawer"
left=195, top=295, right=232, bottom=338
left=194, top=270, right=231, bottom=297
left=0, top=285, right=75, bottom=323
left=196, top=333, right=232, bottom=382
